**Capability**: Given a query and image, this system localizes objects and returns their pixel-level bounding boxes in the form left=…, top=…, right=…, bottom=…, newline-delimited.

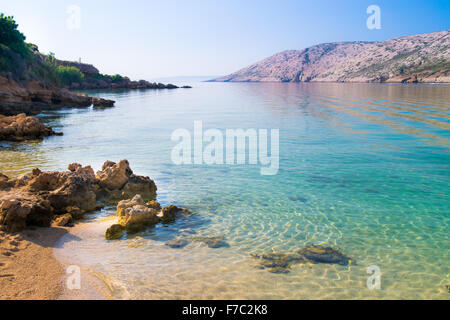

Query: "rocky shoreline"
left=0, top=113, right=62, bottom=141
left=0, top=160, right=157, bottom=232
left=0, top=75, right=117, bottom=116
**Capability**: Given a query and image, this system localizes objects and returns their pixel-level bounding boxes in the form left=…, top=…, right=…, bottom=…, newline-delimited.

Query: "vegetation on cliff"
left=0, top=14, right=182, bottom=90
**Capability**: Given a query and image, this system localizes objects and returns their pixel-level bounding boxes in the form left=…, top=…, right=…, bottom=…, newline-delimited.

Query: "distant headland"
left=212, top=30, right=449, bottom=83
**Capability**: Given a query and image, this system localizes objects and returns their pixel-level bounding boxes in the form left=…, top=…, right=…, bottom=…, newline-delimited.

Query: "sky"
left=1, top=0, right=449, bottom=79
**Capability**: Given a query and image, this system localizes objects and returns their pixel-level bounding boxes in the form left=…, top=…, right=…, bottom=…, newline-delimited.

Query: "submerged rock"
left=297, top=245, right=354, bottom=265
left=0, top=113, right=62, bottom=141
left=252, top=245, right=354, bottom=274
left=105, top=224, right=125, bottom=240
left=160, top=205, right=192, bottom=224
left=166, top=238, right=189, bottom=249
left=191, top=236, right=229, bottom=248
left=288, top=195, right=308, bottom=203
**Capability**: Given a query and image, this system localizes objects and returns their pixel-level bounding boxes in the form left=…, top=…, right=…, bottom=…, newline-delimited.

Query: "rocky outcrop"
left=95, top=160, right=157, bottom=202
left=213, top=30, right=450, bottom=83
left=0, top=113, right=62, bottom=141
left=0, top=160, right=157, bottom=232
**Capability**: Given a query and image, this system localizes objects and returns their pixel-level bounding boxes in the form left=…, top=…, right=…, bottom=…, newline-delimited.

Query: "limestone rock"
left=0, top=197, right=53, bottom=232
left=160, top=205, right=192, bottom=224
left=121, top=174, right=157, bottom=201
left=117, top=195, right=145, bottom=217
left=96, top=160, right=132, bottom=190
left=118, top=205, right=159, bottom=233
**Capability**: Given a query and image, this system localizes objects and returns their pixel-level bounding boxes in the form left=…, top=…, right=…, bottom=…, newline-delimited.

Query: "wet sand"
left=0, top=226, right=108, bottom=300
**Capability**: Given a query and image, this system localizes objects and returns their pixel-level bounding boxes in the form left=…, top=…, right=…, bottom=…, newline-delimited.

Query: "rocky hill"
left=213, top=30, right=450, bottom=83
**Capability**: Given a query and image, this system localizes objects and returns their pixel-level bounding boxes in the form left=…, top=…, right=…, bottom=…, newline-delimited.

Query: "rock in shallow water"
left=116, top=195, right=160, bottom=233
left=297, top=245, right=353, bottom=266
left=252, top=245, right=354, bottom=274
left=105, top=224, right=125, bottom=240
left=166, top=238, right=190, bottom=249
left=191, top=236, right=229, bottom=248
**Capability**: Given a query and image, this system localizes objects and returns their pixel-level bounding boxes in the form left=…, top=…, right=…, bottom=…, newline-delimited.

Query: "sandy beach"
left=0, top=226, right=67, bottom=300
left=0, top=225, right=111, bottom=300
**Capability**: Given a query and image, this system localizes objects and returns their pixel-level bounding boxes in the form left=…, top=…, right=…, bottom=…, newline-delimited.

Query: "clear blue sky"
left=1, top=0, right=448, bottom=79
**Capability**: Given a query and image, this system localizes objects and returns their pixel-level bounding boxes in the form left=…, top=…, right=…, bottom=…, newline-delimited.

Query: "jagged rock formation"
left=0, top=160, right=157, bottom=232
left=213, top=30, right=450, bottom=83
left=0, top=113, right=62, bottom=141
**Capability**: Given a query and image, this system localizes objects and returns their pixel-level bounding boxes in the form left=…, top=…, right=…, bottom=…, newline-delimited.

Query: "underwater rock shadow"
left=252, top=245, right=355, bottom=274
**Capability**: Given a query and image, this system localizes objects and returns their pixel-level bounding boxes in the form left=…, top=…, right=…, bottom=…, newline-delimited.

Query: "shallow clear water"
left=1, top=82, right=449, bottom=299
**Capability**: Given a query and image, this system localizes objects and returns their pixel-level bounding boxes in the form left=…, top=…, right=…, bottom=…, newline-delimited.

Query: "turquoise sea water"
left=1, top=82, right=449, bottom=299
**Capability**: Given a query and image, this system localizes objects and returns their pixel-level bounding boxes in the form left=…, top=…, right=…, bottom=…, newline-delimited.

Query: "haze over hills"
left=212, top=30, right=450, bottom=83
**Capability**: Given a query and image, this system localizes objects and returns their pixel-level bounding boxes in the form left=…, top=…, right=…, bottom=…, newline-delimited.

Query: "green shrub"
left=110, top=74, right=124, bottom=83
left=0, top=13, right=28, bottom=56
left=55, top=65, right=85, bottom=86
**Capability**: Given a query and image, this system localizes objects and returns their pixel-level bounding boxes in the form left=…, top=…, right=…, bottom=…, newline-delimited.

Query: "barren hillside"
left=213, top=30, right=450, bottom=83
